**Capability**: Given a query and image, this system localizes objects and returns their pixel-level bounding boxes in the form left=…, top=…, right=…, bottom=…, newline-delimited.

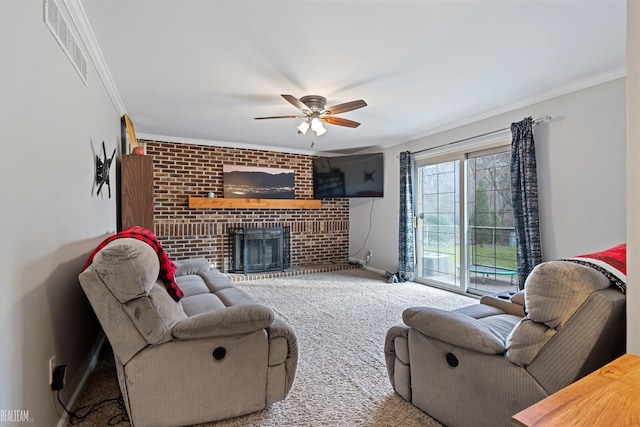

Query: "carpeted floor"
left=71, top=269, right=476, bottom=426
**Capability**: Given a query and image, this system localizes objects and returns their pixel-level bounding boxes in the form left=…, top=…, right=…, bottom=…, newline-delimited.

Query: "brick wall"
left=144, top=140, right=349, bottom=270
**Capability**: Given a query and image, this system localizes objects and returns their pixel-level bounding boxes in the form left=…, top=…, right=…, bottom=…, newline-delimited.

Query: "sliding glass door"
left=416, top=146, right=517, bottom=294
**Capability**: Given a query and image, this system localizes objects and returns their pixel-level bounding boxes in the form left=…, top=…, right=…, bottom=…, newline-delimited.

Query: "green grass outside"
left=424, top=244, right=517, bottom=272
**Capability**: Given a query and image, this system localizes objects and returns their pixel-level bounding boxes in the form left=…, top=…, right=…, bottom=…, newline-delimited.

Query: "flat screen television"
left=312, top=153, right=384, bottom=199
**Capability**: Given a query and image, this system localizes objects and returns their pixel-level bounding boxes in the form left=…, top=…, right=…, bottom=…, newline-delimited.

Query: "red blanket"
left=83, top=226, right=183, bottom=301
left=563, top=243, right=626, bottom=294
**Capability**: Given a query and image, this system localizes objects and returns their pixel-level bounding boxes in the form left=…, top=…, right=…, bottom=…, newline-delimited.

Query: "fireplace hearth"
left=228, top=226, right=290, bottom=274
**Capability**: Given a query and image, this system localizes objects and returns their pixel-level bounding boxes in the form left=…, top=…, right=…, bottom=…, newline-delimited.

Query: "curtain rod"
left=410, top=115, right=553, bottom=156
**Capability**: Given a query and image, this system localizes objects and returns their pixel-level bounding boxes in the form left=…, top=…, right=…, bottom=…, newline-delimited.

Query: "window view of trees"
left=418, top=148, right=517, bottom=293
left=468, top=151, right=516, bottom=272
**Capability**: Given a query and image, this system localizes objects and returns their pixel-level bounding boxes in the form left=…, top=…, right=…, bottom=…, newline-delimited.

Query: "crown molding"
left=392, top=66, right=627, bottom=147
left=63, top=0, right=126, bottom=115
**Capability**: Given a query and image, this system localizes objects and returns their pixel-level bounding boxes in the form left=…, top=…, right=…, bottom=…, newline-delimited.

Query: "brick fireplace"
left=144, top=140, right=350, bottom=271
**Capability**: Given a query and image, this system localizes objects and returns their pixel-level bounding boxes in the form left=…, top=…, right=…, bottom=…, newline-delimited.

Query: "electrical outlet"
left=364, top=249, right=372, bottom=265
left=51, top=365, right=67, bottom=391
left=366, top=249, right=373, bottom=258
left=49, top=355, right=56, bottom=385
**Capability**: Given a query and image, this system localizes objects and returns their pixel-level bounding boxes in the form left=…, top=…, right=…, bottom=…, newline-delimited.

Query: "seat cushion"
left=216, top=287, right=257, bottom=306
left=454, top=303, right=505, bottom=319
left=200, top=269, right=236, bottom=293
left=181, top=294, right=226, bottom=317
left=403, top=307, right=510, bottom=354
left=458, top=302, right=521, bottom=344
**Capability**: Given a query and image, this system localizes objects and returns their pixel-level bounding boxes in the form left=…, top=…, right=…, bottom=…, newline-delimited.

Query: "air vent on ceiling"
left=44, top=0, right=88, bottom=85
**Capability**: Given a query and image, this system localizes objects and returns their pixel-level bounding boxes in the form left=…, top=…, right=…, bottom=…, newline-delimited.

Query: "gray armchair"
left=385, top=261, right=625, bottom=427
left=79, top=238, right=298, bottom=427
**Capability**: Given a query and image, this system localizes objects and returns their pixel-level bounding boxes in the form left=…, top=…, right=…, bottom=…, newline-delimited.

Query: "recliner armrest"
left=403, top=307, right=506, bottom=354
left=266, top=318, right=298, bottom=397
left=172, top=304, right=274, bottom=339
left=480, top=291, right=526, bottom=317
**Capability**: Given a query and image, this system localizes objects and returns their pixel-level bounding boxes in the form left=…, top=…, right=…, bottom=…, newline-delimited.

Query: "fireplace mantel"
left=189, top=196, right=322, bottom=210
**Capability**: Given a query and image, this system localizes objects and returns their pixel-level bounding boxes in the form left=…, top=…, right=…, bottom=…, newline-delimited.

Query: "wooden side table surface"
left=512, top=353, right=640, bottom=426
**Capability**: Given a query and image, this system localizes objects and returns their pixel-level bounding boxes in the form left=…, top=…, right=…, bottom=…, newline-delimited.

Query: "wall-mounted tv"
left=313, top=153, right=384, bottom=199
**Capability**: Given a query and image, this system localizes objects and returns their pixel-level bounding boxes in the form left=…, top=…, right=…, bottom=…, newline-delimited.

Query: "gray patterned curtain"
left=511, top=117, right=542, bottom=289
left=398, top=151, right=415, bottom=281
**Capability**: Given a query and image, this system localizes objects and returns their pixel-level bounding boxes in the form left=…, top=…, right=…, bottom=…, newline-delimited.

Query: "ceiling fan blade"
left=321, top=116, right=361, bottom=128
left=324, top=99, right=367, bottom=115
left=281, top=94, right=310, bottom=112
left=254, top=115, right=303, bottom=120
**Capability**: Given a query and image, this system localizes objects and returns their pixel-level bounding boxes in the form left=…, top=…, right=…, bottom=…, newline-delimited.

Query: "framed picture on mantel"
left=223, top=165, right=295, bottom=199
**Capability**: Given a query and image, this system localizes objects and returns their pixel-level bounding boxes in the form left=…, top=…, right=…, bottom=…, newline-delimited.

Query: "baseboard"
left=362, top=265, right=386, bottom=275
left=348, top=257, right=386, bottom=276
left=56, top=332, right=106, bottom=427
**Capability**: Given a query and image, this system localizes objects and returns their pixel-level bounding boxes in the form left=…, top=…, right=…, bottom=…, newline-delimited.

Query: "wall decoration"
left=95, top=141, right=116, bottom=198
left=223, top=165, right=295, bottom=199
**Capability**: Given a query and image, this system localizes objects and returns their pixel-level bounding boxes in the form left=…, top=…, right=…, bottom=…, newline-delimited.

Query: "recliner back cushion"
left=524, top=261, right=611, bottom=328
left=92, top=238, right=187, bottom=344
left=93, top=239, right=159, bottom=303
left=506, top=261, right=612, bottom=366
left=174, top=257, right=211, bottom=277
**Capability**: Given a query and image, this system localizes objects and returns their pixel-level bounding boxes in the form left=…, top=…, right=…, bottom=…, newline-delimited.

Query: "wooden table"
left=512, top=354, right=640, bottom=426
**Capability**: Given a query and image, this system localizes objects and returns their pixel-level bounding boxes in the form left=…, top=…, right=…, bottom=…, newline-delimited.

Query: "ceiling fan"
left=255, top=94, right=367, bottom=136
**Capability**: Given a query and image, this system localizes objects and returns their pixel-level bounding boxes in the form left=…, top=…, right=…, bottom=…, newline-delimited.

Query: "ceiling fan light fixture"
left=311, top=117, right=326, bottom=136
left=255, top=94, right=366, bottom=138
left=297, top=120, right=310, bottom=135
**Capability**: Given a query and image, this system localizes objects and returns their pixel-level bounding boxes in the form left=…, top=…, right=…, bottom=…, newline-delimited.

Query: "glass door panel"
left=416, top=159, right=463, bottom=291
left=467, top=150, right=517, bottom=293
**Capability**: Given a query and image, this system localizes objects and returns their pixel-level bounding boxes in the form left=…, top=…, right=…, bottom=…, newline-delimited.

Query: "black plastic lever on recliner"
left=446, top=352, right=459, bottom=367
left=213, top=347, right=227, bottom=360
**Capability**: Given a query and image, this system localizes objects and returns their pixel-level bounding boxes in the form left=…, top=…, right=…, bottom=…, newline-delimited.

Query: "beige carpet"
left=71, top=269, right=476, bottom=426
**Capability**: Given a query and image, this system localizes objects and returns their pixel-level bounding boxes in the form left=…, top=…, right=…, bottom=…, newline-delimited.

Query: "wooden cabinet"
left=119, top=154, right=154, bottom=231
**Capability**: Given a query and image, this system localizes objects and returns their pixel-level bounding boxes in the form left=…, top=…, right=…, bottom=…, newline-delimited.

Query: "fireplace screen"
left=228, top=226, right=290, bottom=274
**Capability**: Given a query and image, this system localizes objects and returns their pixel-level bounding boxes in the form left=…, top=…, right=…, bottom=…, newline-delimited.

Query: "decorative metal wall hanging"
left=96, top=141, right=116, bottom=198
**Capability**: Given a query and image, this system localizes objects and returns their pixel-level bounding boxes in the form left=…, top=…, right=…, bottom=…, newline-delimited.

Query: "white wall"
left=627, top=1, right=639, bottom=355
left=0, top=1, right=120, bottom=424
left=351, top=78, right=626, bottom=276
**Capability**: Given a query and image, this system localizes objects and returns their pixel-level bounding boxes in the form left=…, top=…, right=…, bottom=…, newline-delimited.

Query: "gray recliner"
left=385, top=261, right=625, bottom=427
left=79, top=238, right=298, bottom=427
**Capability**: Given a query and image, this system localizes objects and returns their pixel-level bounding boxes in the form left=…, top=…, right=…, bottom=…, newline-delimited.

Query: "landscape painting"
left=223, top=165, right=295, bottom=199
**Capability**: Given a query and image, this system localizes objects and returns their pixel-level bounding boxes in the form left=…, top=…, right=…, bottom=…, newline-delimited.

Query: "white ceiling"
left=79, top=0, right=626, bottom=153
